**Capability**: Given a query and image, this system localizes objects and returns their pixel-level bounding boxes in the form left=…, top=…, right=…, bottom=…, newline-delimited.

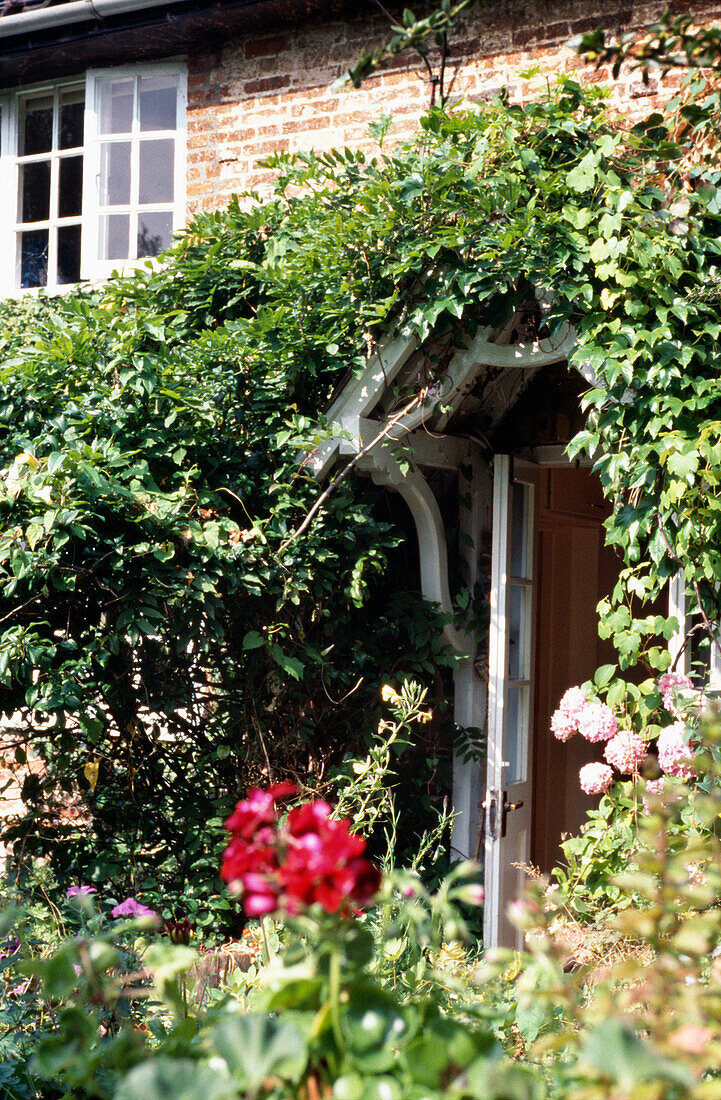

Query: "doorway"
left=483, top=459, right=623, bottom=946
left=530, top=466, right=619, bottom=874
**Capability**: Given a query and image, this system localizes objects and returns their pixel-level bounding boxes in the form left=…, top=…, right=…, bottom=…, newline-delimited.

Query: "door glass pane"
left=59, top=89, right=84, bottom=149
left=138, top=139, right=174, bottom=203
left=20, top=95, right=53, bottom=155
left=20, top=229, right=49, bottom=287
left=137, top=211, right=173, bottom=257
left=57, top=224, right=82, bottom=284
left=139, top=74, right=177, bottom=131
left=510, top=482, right=531, bottom=579
left=98, top=78, right=134, bottom=135
left=99, top=142, right=131, bottom=206
left=99, top=213, right=129, bottom=261
left=505, top=684, right=528, bottom=785
left=59, top=156, right=83, bottom=217
left=508, top=584, right=530, bottom=680
left=19, top=161, right=51, bottom=222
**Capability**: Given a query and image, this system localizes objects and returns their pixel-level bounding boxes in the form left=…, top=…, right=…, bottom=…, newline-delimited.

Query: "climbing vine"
left=1, top=75, right=720, bottom=925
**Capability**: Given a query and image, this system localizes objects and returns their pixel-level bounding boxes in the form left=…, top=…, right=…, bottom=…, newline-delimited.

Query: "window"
left=0, top=63, right=186, bottom=294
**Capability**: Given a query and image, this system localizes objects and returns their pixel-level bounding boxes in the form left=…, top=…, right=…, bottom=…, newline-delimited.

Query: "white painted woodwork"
left=484, top=456, right=535, bottom=949
left=451, top=453, right=490, bottom=861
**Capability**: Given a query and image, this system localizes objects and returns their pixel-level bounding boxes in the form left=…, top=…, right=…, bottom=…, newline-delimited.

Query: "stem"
left=328, top=947, right=345, bottom=1053
left=260, top=916, right=272, bottom=966
left=279, top=393, right=423, bottom=551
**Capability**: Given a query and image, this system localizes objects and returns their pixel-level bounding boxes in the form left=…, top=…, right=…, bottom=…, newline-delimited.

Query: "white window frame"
left=0, top=61, right=186, bottom=297
left=669, top=571, right=721, bottom=689
left=82, top=62, right=187, bottom=283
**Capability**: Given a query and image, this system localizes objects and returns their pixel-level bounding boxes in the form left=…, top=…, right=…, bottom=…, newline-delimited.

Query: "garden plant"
left=2, top=9, right=721, bottom=1091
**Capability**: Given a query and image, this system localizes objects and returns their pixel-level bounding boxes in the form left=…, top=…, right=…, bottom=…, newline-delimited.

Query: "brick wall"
left=186, top=0, right=721, bottom=214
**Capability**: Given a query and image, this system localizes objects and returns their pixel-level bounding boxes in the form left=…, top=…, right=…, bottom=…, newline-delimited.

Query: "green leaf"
left=581, top=1021, right=693, bottom=1089
left=566, top=151, right=597, bottom=192
left=116, top=1060, right=236, bottom=1100
left=242, top=631, right=265, bottom=650
left=210, top=1015, right=307, bottom=1090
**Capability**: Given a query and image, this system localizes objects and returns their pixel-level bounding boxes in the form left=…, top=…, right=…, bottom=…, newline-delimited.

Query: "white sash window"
left=0, top=62, right=186, bottom=295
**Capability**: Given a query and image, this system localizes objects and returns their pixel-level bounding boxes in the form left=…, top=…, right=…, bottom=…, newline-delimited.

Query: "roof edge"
left=0, top=0, right=192, bottom=39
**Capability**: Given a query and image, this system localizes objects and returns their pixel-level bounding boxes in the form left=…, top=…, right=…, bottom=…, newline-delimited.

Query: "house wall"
left=185, top=0, right=721, bottom=215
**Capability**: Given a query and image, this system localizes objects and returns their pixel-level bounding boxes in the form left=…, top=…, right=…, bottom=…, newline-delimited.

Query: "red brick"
left=185, top=0, right=721, bottom=214
left=245, top=33, right=291, bottom=59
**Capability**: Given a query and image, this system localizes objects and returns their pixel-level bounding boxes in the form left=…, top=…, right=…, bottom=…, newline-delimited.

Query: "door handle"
left=483, top=789, right=524, bottom=840
left=501, top=792, right=524, bottom=837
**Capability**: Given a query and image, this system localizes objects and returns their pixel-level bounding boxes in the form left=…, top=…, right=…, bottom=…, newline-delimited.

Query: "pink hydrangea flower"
left=551, top=709, right=577, bottom=741
left=559, top=686, right=588, bottom=719
left=604, top=730, right=647, bottom=774
left=657, top=722, right=695, bottom=779
left=550, top=686, right=588, bottom=740
left=579, top=762, right=614, bottom=795
left=657, top=672, right=693, bottom=715
left=578, top=702, right=618, bottom=743
left=642, top=777, right=666, bottom=812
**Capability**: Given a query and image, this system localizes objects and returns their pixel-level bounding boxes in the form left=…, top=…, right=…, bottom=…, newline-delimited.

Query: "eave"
left=0, top=0, right=361, bottom=88
left=311, top=320, right=578, bottom=656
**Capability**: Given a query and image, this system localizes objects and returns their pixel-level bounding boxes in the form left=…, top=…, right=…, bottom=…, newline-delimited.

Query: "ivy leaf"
left=666, top=449, right=699, bottom=479
left=566, top=151, right=597, bottom=193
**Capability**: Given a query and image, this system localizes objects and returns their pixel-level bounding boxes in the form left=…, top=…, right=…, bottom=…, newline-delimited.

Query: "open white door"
left=484, top=456, right=536, bottom=949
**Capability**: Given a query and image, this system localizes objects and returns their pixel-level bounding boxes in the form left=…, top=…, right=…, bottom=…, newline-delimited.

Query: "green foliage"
left=1, top=863, right=504, bottom=1100
left=3, top=73, right=721, bottom=930
left=8, top=712, right=721, bottom=1100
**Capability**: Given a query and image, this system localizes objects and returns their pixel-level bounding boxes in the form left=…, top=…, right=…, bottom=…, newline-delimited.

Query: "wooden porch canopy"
left=310, top=317, right=578, bottom=654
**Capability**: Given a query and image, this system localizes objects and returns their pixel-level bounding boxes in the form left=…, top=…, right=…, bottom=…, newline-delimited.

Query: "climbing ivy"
left=1, top=76, right=719, bottom=923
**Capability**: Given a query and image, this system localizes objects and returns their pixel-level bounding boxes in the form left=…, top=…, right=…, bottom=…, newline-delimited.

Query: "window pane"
left=510, top=482, right=532, bottom=579
left=20, top=229, right=49, bottom=287
left=98, top=78, right=134, bottom=135
left=57, top=224, right=82, bottom=284
left=137, top=211, right=173, bottom=257
left=19, top=161, right=51, bottom=223
left=139, top=74, right=177, bottom=131
left=505, top=685, right=528, bottom=786
left=138, top=139, right=174, bottom=204
left=99, top=142, right=131, bottom=206
left=59, top=156, right=83, bottom=218
left=20, top=95, right=53, bottom=156
left=508, top=584, right=530, bottom=680
left=60, top=89, right=84, bottom=149
left=99, top=213, right=130, bottom=261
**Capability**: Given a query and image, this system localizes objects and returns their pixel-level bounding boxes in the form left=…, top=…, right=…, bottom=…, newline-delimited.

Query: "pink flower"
left=551, top=709, right=577, bottom=741
left=604, top=730, right=647, bottom=774
left=658, top=672, right=693, bottom=715
left=550, top=686, right=588, bottom=740
left=66, top=885, right=97, bottom=898
left=559, top=686, right=588, bottom=718
left=111, top=897, right=158, bottom=920
left=579, top=762, right=614, bottom=795
left=657, top=722, right=695, bottom=779
left=670, top=1025, right=715, bottom=1055
left=642, top=777, right=666, bottom=813
left=578, top=702, right=617, bottom=743
left=455, top=883, right=485, bottom=906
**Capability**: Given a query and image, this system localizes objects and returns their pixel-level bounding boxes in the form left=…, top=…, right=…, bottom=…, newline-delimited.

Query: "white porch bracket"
left=357, top=435, right=472, bottom=656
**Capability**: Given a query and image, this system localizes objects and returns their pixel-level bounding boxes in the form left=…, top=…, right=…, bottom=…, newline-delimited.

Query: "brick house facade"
left=0, top=0, right=716, bottom=936
left=184, top=0, right=718, bottom=211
